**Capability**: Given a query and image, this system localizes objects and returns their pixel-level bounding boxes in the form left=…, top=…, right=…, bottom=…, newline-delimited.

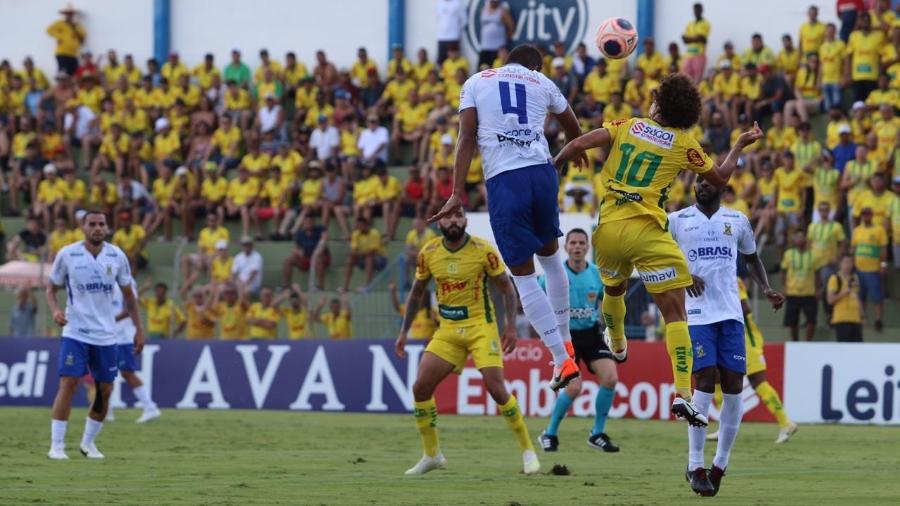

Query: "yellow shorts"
left=592, top=217, right=692, bottom=294
left=745, top=332, right=767, bottom=376
left=425, top=324, right=503, bottom=373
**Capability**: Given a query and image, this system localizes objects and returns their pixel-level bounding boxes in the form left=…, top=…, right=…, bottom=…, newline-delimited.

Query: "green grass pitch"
left=1, top=408, right=898, bottom=505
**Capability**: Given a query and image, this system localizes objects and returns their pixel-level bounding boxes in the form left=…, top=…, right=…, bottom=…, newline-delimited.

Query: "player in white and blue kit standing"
left=430, top=44, right=588, bottom=390
left=106, top=282, right=161, bottom=424
left=669, top=178, right=784, bottom=496
left=46, top=211, right=144, bottom=459
left=537, top=229, right=621, bottom=453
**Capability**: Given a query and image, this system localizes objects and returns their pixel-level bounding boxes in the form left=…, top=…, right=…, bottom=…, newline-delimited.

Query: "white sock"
left=133, top=386, right=157, bottom=410
left=51, top=419, right=67, bottom=449
left=81, top=418, right=103, bottom=447
left=512, top=273, right=568, bottom=365
left=537, top=250, right=571, bottom=342
left=105, top=404, right=114, bottom=419
left=688, top=390, right=713, bottom=470
left=713, top=393, right=743, bottom=470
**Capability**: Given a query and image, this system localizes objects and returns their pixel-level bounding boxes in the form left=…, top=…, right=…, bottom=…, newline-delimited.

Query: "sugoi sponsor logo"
left=629, top=121, right=675, bottom=149
left=687, top=246, right=733, bottom=262
left=466, top=0, right=588, bottom=54
left=639, top=267, right=677, bottom=285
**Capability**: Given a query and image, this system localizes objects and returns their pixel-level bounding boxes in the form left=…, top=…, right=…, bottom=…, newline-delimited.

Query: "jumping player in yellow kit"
left=553, top=74, right=763, bottom=425
left=395, top=207, right=539, bottom=476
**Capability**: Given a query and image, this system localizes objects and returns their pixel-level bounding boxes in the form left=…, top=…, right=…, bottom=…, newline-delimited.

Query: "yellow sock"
left=756, top=381, right=791, bottom=428
left=665, top=321, right=693, bottom=399
left=499, top=395, right=533, bottom=452
left=714, top=383, right=723, bottom=408
left=602, top=292, right=627, bottom=351
left=414, top=398, right=440, bottom=457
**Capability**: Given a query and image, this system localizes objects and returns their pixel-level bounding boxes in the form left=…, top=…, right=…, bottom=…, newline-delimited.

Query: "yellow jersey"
left=844, top=160, right=878, bottom=206
left=185, top=302, right=216, bottom=339
left=812, top=167, right=841, bottom=208
left=216, top=302, right=248, bottom=340
left=794, top=66, right=821, bottom=100
left=807, top=221, right=846, bottom=266
left=827, top=273, right=862, bottom=324
left=283, top=306, right=310, bottom=339
left=198, top=226, right=229, bottom=255
left=382, top=78, right=416, bottom=105
left=582, top=70, right=620, bottom=104
left=211, top=126, right=242, bottom=157
left=400, top=304, right=438, bottom=340
left=247, top=303, right=280, bottom=339
left=800, top=21, right=826, bottom=54
left=376, top=175, right=402, bottom=200
left=241, top=153, right=272, bottom=177
left=415, top=234, right=505, bottom=329
left=790, top=140, right=822, bottom=171
left=299, top=178, right=323, bottom=205
left=320, top=310, right=353, bottom=339
left=46, top=20, right=86, bottom=57
left=396, top=102, right=429, bottom=133
left=636, top=51, right=668, bottom=79
left=736, top=278, right=764, bottom=350
left=781, top=248, right=817, bottom=296
left=405, top=228, right=437, bottom=250
left=846, top=30, right=885, bottom=81
left=852, top=224, right=888, bottom=272
left=683, top=19, right=711, bottom=56
left=765, top=125, right=796, bottom=152
left=852, top=190, right=896, bottom=228
left=819, top=39, right=846, bottom=84
left=201, top=177, right=229, bottom=203
left=141, top=297, right=186, bottom=336
left=603, top=102, right=630, bottom=122
left=597, top=117, right=714, bottom=229
left=350, top=228, right=385, bottom=255
left=773, top=167, right=809, bottom=213
left=37, top=178, right=67, bottom=204
left=210, top=256, right=233, bottom=283
left=48, top=230, right=70, bottom=257
left=227, top=177, right=259, bottom=206
left=61, top=178, right=86, bottom=203
left=113, top=225, right=146, bottom=258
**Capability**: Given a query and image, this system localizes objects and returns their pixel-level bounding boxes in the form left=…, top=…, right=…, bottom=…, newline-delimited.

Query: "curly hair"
left=654, top=73, right=701, bottom=129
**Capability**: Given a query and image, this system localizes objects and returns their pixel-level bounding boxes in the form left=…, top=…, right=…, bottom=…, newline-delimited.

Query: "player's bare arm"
left=553, top=127, right=611, bottom=168
left=490, top=271, right=519, bottom=354
left=395, top=276, right=428, bottom=358
left=121, top=285, right=145, bottom=354
left=686, top=275, right=706, bottom=298
left=429, top=108, right=477, bottom=223
left=742, top=251, right=785, bottom=311
left=46, top=284, right=67, bottom=326
left=705, top=123, right=764, bottom=186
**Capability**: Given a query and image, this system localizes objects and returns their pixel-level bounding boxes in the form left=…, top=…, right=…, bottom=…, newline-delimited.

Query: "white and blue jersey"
left=669, top=205, right=757, bottom=374
left=461, top=64, right=568, bottom=266
left=48, top=241, right=134, bottom=346
left=113, top=282, right=140, bottom=372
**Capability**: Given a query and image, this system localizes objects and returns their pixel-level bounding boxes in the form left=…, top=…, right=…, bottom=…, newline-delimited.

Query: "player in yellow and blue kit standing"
left=538, top=229, right=621, bottom=453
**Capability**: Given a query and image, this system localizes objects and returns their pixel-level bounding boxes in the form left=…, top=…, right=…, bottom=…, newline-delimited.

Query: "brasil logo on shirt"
left=466, top=0, right=588, bottom=54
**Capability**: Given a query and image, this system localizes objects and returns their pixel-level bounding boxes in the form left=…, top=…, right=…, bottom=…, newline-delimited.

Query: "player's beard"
left=439, top=223, right=466, bottom=242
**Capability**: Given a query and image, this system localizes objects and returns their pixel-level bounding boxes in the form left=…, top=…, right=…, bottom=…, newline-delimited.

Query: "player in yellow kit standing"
left=553, top=74, right=763, bottom=426
left=707, top=278, right=798, bottom=445
left=395, top=207, right=539, bottom=476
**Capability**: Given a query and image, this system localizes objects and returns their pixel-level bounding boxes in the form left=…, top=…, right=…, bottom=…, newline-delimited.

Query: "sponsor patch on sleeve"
left=687, top=148, right=706, bottom=167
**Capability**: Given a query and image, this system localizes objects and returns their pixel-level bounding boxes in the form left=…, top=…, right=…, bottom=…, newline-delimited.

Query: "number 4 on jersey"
left=499, top=82, right=528, bottom=124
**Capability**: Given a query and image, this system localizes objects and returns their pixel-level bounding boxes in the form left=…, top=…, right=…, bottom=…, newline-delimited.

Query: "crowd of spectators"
left=2, top=1, right=898, bottom=340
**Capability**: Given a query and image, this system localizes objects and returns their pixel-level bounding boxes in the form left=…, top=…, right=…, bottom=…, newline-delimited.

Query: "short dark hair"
left=565, top=228, right=589, bottom=242
left=507, top=44, right=543, bottom=71
left=155, top=282, right=168, bottom=290
left=654, top=73, right=701, bottom=129
left=83, top=210, right=106, bottom=222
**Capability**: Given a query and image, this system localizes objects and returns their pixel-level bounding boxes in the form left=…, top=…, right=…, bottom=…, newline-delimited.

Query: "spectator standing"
left=681, top=2, right=710, bottom=83
left=837, top=0, right=866, bottom=43
left=781, top=231, right=819, bottom=341
left=246, top=287, right=282, bottom=340
left=478, top=0, right=514, bottom=68
left=343, top=217, right=387, bottom=291
left=139, top=282, right=185, bottom=339
left=436, top=0, right=467, bottom=64
left=799, top=5, right=826, bottom=55
left=843, top=12, right=884, bottom=102
left=818, top=23, right=845, bottom=111
left=232, top=236, right=264, bottom=295
left=46, top=3, right=85, bottom=76
left=826, top=255, right=864, bottom=341
left=314, top=293, right=353, bottom=339
left=851, top=206, right=888, bottom=331
left=10, top=286, right=37, bottom=337
left=224, top=50, right=251, bottom=89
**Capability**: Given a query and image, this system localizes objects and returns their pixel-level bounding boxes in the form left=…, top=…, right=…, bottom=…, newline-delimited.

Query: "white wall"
left=0, top=0, right=153, bottom=73
left=0, top=0, right=841, bottom=78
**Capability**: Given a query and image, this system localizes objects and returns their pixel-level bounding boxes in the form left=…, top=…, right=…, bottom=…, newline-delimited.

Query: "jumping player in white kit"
left=46, top=211, right=144, bottom=459
left=669, top=177, right=784, bottom=496
left=430, top=44, right=588, bottom=390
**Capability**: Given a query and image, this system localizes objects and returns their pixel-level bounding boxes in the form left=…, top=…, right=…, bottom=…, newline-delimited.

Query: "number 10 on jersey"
left=499, top=82, right=528, bottom=124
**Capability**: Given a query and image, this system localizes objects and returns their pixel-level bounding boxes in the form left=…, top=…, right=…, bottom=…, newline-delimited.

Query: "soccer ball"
left=595, top=17, right=638, bottom=59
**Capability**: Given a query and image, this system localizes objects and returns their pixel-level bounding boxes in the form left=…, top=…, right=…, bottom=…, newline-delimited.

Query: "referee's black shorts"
left=571, top=324, right=613, bottom=373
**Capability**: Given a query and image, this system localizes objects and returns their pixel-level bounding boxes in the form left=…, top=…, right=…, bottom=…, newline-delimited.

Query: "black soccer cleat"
left=685, top=467, right=715, bottom=496
left=587, top=432, right=620, bottom=453
left=708, top=465, right=726, bottom=496
left=672, top=397, right=709, bottom=427
left=538, top=431, right=559, bottom=452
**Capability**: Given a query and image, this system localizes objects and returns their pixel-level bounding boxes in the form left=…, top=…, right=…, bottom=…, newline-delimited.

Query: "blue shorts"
left=689, top=320, right=746, bottom=374
left=58, top=337, right=118, bottom=383
left=857, top=271, right=883, bottom=303
left=486, top=163, right=562, bottom=267
left=117, top=343, right=138, bottom=372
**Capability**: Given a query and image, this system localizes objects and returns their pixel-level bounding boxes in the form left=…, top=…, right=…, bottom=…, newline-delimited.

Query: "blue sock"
left=592, top=386, right=615, bottom=436
left=545, top=391, right=573, bottom=436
